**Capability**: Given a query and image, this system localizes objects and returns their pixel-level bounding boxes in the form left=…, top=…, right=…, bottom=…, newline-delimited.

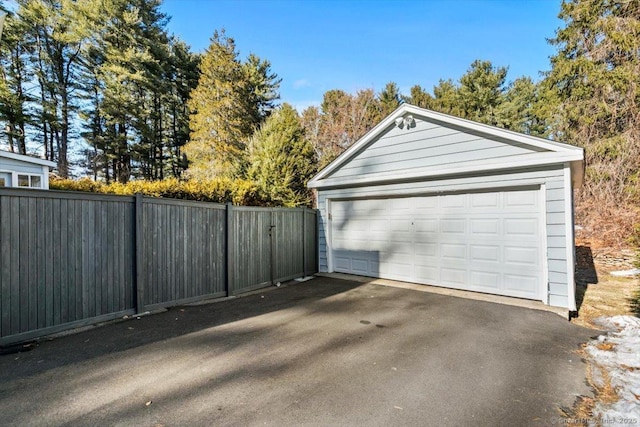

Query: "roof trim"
left=0, top=150, right=56, bottom=167
left=309, top=151, right=584, bottom=189
left=308, top=104, right=584, bottom=188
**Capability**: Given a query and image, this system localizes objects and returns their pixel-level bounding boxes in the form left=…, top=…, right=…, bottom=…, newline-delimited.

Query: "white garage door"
left=330, top=189, right=543, bottom=300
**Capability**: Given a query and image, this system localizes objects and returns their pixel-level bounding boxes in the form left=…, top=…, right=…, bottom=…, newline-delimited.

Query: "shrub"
left=49, top=176, right=279, bottom=207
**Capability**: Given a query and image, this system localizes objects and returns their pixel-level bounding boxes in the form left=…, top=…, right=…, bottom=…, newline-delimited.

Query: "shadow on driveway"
left=0, top=277, right=362, bottom=382
left=0, top=276, right=598, bottom=427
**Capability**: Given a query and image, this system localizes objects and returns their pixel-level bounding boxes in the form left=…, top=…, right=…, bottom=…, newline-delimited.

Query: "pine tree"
left=458, top=60, right=508, bottom=126
left=0, top=8, right=31, bottom=154
left=431, top=79, right=463, bottom=117
left=404, top=85, right=433, bottom=109
left=543, top=0, right=640, bottom=202
left=18, top=0, right=89, bottom=177
left=496, top=77, right=546, bottom=137
left=247, top=104, right=316, bottom=207
left=185, top=30, right=280, bottom=179
left=378, top=81, right=401, bottom=115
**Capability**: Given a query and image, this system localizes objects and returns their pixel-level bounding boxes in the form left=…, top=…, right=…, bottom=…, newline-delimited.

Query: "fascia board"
left=0, top=150, right=57, bottom=168
left=308, top=151, right=584, bottom=189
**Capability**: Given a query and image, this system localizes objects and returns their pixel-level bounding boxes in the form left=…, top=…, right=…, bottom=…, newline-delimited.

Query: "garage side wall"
left=316, top=165, right=573, bottom=308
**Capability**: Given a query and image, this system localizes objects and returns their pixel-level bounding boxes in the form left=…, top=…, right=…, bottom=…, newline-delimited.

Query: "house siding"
left=327, top=118, right=549, bottom=181
left=316, top=164, right=573, bottom=308
left=0, top=157, right=46, bottom=175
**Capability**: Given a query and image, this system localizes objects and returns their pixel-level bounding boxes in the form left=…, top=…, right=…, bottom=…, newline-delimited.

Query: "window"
left=17, top=174, right=42, bottom=188
left=0, top=172, right=10, bottom=187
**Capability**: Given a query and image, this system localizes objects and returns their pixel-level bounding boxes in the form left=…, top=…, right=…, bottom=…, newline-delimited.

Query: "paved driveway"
left=0, top=277, right=595, bottom=426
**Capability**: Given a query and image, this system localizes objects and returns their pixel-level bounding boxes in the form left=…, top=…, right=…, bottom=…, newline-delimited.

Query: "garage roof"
left=0, top=149, right=57, bottom=168
left=308, top=104, right=584, bottom=190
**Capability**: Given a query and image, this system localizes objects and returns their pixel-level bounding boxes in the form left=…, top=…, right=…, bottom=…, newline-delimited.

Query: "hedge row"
left=49, top=177, right=275, bottom=206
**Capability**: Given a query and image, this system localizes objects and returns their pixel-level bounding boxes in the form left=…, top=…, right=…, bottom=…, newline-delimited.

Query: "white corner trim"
left=540, top=183, right=549, bottom=305
left=564, top=164, right=577, bottom=311
left=42, top=165, right=50, bottom=189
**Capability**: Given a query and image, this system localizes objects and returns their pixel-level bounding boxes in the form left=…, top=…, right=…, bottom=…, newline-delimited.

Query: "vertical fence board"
left=0, top=189, right=317, bottom=345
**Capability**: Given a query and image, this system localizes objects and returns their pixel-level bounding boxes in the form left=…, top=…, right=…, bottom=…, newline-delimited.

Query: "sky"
left=160, top=0, right=564, bottom=112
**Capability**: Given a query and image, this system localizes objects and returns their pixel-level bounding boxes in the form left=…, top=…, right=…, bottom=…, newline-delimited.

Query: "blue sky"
left=168, top=0, right=562, bottom=111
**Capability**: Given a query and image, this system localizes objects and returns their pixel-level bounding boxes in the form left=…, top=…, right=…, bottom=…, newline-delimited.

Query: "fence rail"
left=0, top=188, right=318, bottom=345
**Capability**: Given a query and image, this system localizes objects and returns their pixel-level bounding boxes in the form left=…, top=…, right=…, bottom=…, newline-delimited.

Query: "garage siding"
left=545, top=179, right=569, bottom=307
left=316, top=165, right=572, bottom=308
left=327, top=119, right=547, bottom=181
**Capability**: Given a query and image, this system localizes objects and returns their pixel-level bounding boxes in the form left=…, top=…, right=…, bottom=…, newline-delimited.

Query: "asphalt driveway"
left=0, top=277, right=595, bottom=426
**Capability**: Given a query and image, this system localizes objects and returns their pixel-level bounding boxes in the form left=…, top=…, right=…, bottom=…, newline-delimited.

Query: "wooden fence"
left=0, top=189, right=317, bottom=345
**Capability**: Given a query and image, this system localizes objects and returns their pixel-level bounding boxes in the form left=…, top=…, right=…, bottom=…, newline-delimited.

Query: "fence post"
left=269, top=211, right=275, bottom=285
left=135, top=193, right=145, bottom=313
left=315, top=210, right=319, bottom=273
left=302, top=209, right=307, bottom=277
left=225, top=203, right=233, bottom=297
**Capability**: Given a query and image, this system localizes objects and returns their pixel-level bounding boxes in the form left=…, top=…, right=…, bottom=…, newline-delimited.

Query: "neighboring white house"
left=0, top=150, right=56, bottom=189
left=308, top=104, right=585, bottom=311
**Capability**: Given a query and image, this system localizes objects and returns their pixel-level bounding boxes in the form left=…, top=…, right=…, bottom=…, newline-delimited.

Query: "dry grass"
left=562, top=363, right=621, bottom=426
left=563, top=250, right=640, bottom=424
left=572, top=273, right=638, bottom=329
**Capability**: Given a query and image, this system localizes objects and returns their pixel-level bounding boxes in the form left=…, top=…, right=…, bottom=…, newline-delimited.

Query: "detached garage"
left=308, top=104, right=584, bottom=310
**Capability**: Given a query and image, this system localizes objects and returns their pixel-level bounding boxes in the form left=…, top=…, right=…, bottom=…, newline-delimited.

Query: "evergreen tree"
left=0, top=8, right=31, bottom=155
left=378, top=81, right=401, bottom=115
left=543, top=0, right=640, bottom=202
left=185, top=30, right=280, bottom=179
left=496, top=77, right=546, bottom=136
left=458, top=60, right=508, bottom=126
left=431, top=79, right=463, bottom=117
left=17, top=0, right=89, bottom=177
left=247, top=104, right=316, bottom=207
left=404, top=85, right=433, bottom=109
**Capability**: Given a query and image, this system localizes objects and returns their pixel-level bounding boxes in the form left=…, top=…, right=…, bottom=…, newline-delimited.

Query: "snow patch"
left=585, top=316, right=640, bottom=423
left=610, top=269, right=640, bottom=277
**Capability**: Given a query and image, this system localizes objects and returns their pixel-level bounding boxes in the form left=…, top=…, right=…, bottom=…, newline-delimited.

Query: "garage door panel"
left=330, top=189, right=543, bottom=301
left=505, top=218, right=538, bottom=236
left=415, top=219, right=438, bottom=230
left=441, top=194, right=467, bottom=209
left=469, top=271, right=500, bottom=289
left=471, top=192, right=499, bottom=208
left=441, top=268, right=467, bottom=285
left=414, top=265, right=438, bottom=282
left=504, top=274, right=539, bottom=297
left=415, top=242, right=438, bottom=256
left=378, top=262, right=412, bottom=279
left=350, top=259, right=370, bottom=275
left=469, top=245, right=500, bottom=262
left=505, top=190, right=538, bottom=207
left=441, top=243, right=466, bottom=260
left=504, top=246, right=539, bottom=266
left=390, top=221, right=411, bottom=232
left=415, top=197, right=438, bottom=210
left=470, top=219, right=500, bottom=235
left=441, top=219, right=466, bottom=234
